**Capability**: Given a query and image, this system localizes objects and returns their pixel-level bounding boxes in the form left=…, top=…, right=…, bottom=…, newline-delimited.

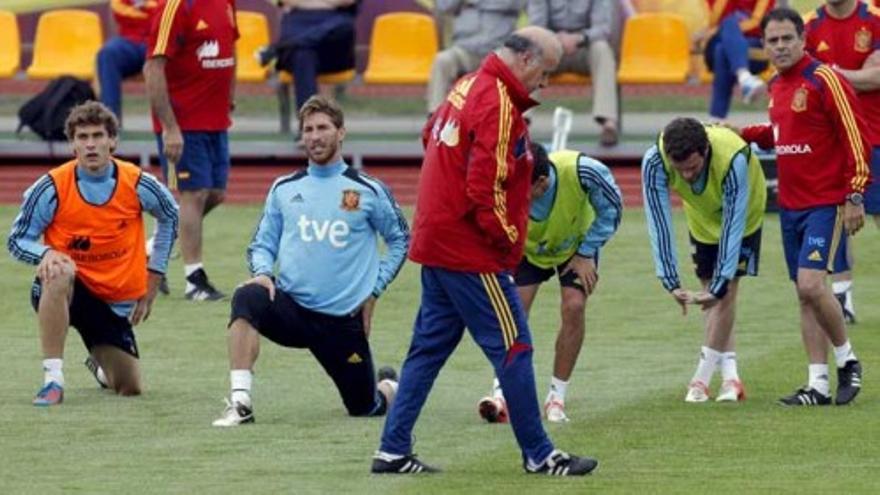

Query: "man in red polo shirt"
left=144, top=0, right=237, bottom=301
left=741, top=8, right=868, bottom=407
left=803, top=0, right=880, bottom=324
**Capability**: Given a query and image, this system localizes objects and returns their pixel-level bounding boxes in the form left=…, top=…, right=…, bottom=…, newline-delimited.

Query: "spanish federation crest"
left=341, top=189, right=360, bottom=211
left=855, top=26, right=872, bottom=53
left=791, top=87, right=808, bottom=112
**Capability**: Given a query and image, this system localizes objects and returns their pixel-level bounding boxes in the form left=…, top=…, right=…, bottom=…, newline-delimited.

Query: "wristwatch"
left=846, top=192, right=864, bottom=205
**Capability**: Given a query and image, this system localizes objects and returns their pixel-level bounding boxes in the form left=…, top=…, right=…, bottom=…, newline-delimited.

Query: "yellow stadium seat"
left=364, top=13, right=437, bottom=84
left=617, top=13, right=690, bottom=84
left=0, top=10, right=20, bottom=78
left=278, top=69, right=356, bottom=85
left=235, top=11, right=271, bottom=83
left=26, top=9, right=102, bottom=80
left=550, top=72, right=591, bottom=85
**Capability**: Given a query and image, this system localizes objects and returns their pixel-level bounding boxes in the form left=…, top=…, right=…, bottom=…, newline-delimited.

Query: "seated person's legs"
left=708, top=13, right=766, bottom=117
left=96, top=37, right=147, bottom=121
left=426, top=46, right=481, bottom=114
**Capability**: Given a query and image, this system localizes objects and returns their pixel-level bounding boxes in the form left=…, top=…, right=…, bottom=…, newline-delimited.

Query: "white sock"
left=96, top=366, right=108, bottom=386
left=42, top=358, right=64, bottom=386
left=692, top=346, right=721, bottom=385
left=736, top=69, right=752, bottom=86
left=184, top=263, right=204, bottom=292
left=832, top=280, right=851, bottom=294
left=808, top=364, right=830, bottom=396
left=720, top=352, right=740, bottom=382
left=547, top=376, right=569, bottom=403
left=491, top=377, right=504, bottom=400
left=230, top=369, right=252, bottom=405
left=145, top=236, right=155, bottom=258
left=184, top=263, right=203, bottom=278
left=833, top=340, right=857, bottom=368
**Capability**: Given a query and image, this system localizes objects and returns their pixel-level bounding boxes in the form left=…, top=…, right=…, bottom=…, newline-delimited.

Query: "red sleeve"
left=740, top=123, right=774, bottom=149
left=230, top=0, right=239, bottom=40
left=464, top=87, right=520, bottom=252
left=815, top=65, right=871, bottom=193
left=738, top=0, right=773, bottom=34
left=148, top=0, right=186, bottom=58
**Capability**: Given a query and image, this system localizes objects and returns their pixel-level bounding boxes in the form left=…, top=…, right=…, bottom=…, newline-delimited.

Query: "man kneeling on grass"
left=7, top=101, right=178, bottom=405
left=212, top=96, right=410, bottom=426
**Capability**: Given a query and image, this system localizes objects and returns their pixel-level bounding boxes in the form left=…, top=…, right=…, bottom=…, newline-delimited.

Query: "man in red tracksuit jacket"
left=372, top=27, right=597, bottom=477
left=741, top=8, right=868, bottom=407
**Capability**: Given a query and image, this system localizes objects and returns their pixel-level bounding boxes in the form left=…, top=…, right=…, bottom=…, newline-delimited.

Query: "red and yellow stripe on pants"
left=480, top=273, right=519, bottom=350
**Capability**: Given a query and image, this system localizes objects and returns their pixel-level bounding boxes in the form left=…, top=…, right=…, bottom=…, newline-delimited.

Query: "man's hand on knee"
left=37, top=249, right=76, bottom=283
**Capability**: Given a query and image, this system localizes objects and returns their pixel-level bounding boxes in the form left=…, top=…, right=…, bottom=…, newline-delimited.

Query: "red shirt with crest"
left=805, top=2, right=880, bottom=145
left=742, top=55, right=871, bottom=210
left=148, top=0, right=238, bottom=132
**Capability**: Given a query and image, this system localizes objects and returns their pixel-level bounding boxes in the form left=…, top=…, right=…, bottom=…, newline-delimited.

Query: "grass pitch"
left=1, top=205, right=878, bottom=494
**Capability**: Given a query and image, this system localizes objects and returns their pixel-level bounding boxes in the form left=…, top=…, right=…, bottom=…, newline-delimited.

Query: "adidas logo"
left=291, top=193, right=304, bottom=203
left=808, top=250, right=823, bottom=262
left=196, top=19, right=209, bottom=31
left=347, top=353, right=363, bottom=364
left=67, top=236, right=91, bottom=251
left=817, top=40, right=830, bottom=52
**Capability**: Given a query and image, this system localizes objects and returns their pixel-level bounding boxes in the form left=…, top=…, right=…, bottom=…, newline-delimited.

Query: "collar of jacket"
left=779, top=54, right=814, bottom=79
left=479, top=52, right=540, bottom=112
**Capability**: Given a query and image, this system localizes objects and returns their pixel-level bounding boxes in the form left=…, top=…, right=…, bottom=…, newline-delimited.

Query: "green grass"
left=1, top=205, right=878, bottom=493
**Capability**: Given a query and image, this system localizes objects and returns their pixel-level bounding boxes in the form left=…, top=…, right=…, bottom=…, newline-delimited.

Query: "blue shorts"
left=156, top=131, right=230, bottom=191
left=866, top=146, right=880, bottom=214
left=780, top=206, right=849, bottom=281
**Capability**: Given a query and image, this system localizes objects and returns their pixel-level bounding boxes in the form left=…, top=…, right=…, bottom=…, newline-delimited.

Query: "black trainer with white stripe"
left=371, top=454, right=440, bottom=474
left=778, top=386, right=831, bottom=406
left=835, top=360, right=862, bottom=406
left=525, top=449, right=598, bottom=476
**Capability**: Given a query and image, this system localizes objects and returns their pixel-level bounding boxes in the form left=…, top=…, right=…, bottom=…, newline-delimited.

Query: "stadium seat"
left=235, top=11, right=271, bottom=83
left=617, top=13, right=690, bottom=84
left=278, top=69, right=356, bottom=85
left=550, top=72, right=591, bottom=85
left=0, top=11, right=20, bottom=78
left=364, top=13, right=437, bottom=84
left=26, top=9, right=103, bottom=80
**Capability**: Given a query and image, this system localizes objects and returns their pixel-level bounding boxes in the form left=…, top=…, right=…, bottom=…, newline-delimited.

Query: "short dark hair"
left=64, top=101, right=119, bottom=141
left=761, top=7, right=804, bottom=37
left=298, top=95, right=345, bottom=132
left=662, top=117, right=708, bottom=162
left=530, top=143, right=551, bottom=183
left=502, top=33, right=544, bottom=59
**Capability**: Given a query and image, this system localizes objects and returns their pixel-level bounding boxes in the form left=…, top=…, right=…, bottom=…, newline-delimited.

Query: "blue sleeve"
left=641, top=145, right=681, bottom=291
left=246, top=183, right=283, bottom=277
left=576, top=156, right=622, bottom=258
left=137, top=173, right=179, bottom=274
left=7, top=175, right=57, bottom=265
left=368, top=181, right=410, bottom=298
left=708, top=153, right=750, bottom=299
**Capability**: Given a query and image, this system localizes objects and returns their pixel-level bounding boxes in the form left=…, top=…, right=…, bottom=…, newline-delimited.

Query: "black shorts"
left=689, top=228, right=762, bottom=281
left=514, top=255, right=598, bottom=294
left=230, top=283, right=385, bottom=417
left=31, top=277, right=139, bottom=358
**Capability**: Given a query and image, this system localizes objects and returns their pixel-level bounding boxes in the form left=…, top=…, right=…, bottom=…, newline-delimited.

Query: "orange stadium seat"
left=278, top=69, right=356, bottom=85
left=235, top=11, right=271, bottom=83
left=550, top=72, right=591, bottom=85
left=26, top=9, right=103, bottom=80
left=617, top=13, right=690, bottom=84
left=0, top=11, right=20, bottom=78
left=364, top=13, right=437, bottom=84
